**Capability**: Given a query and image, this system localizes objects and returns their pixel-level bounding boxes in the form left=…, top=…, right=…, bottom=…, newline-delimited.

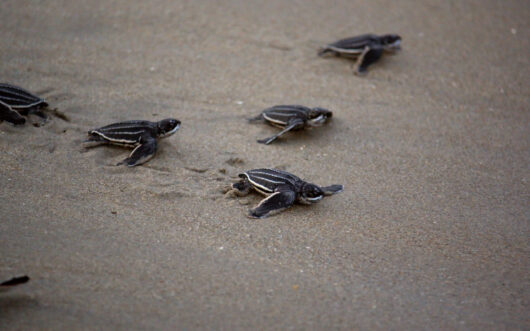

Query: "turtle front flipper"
left=0, top=275, right=30, bottom=292
left=353, top=45, right=383, bottom=75
left=320, top=184, right=344, bottom=196
left=257, top=118, right=304, bottom=145
left=0, top=101, right=25, bottom=125
left=249, top=189, right=296, bottom=218
left=118, top=136, right=158, bottom=167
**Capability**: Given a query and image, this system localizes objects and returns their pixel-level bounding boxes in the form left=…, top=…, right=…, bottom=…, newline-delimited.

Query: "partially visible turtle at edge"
left=318, top=34, right=402, bottom=75
left=231, top=168, right=343, bottom=218
left=0, top=83, right=49, bottom=124
left=83, top=118, right=181, bottom=167
left=249, top=105, right=333, bottom=145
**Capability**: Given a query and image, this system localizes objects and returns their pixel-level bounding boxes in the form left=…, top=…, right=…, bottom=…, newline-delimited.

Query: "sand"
left=1, top=0, right=529, bottom=329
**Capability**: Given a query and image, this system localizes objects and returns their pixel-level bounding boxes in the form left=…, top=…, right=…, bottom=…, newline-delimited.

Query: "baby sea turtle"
left=231, top=168, right=343, bottom=218
left=318, top=34, right=401, bottom=75
left=249, top=105, right=332, bottom=144
left=0, top=275, right=30, bottom=293
left=83, top=119, right=181, bottom=167
left=0, top=83, right=49, bottom=122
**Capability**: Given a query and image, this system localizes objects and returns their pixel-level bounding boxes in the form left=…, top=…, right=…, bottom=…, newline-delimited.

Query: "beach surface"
left=1, top=0, right=528, bottom=329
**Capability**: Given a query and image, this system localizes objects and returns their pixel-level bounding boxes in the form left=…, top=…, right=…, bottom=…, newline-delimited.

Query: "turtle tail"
left=247, top=113, right=264, bottom=123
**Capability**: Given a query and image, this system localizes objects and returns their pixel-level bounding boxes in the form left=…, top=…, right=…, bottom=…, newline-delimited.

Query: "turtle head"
left=380, top=34, right=401, bottom=51
left=299, top=183, right=324, bottom=204
left=308, top=107, right=332, bottom=127
left=157, top=118, right=181, bottom=138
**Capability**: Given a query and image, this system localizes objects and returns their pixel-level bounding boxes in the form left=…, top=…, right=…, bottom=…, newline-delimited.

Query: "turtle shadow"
left=79, top=140, right=185, bottom=171
left=0, top=294, right=40, bottom=317
left=319, top=53, right=399, bottom=77
left=79, top=144, right=130, bottom=167
left=238, top=196, right=325, bottom=220
left=257, top=125, right=335, bottom=146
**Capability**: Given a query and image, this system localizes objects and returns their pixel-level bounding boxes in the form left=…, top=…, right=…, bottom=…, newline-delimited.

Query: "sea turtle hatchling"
left=249, top=105, right=332, bottom=145
left=231, top=168, right=343, bottom=218
left=83, top=118, right=181, bottom=167
left=0, top=83, right=49, bottom=123
left=318, top=34, right=402, bottom=75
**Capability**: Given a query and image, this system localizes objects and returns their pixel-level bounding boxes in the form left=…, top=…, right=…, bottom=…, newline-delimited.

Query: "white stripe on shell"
left=90, top=131, right=139, bottom=145
left=103, top=130, right=145, bottom=136
left=249, top=170, right=297, bottom=186
left=100, top=125, right=149, bottom=130
left=327, top=46, right=363, bottom=55
left=98, top=121, right=151, bottom=128
left=263, top=113, right=288, bottom=125
left=266, top=110, right=305, bottom=117
left=244, top=172, right=283, bottom=193
left=253, top=186, right=274, bottom=196
left=251, top=175, right=285, bottom=185
left=0, top=97, right=43, bottom=109
left=0, top=87, right=40, bottom=99
left=247, top=178, right=275, bottom=194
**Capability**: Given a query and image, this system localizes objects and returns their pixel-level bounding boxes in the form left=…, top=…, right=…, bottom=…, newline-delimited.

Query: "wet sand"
left=1, top=0, right=529, bottom=329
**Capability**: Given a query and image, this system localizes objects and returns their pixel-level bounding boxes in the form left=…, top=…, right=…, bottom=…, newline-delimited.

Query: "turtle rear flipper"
left=317, top=47, right=337, bottom=57
left=321, top=184, right=344, bottom=196
left=317, top=47, right=330, bottom=56
left=0, top=275, right=30, bottom=292
left=83, top=134, right=108, bottom=148
left=117, top=136, right=157, bottom=167
left=249, top=189, right=296, bottom=218
left=257, top=118, right=304, bottom=145
left=247, top=113, right=264, bottom=123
